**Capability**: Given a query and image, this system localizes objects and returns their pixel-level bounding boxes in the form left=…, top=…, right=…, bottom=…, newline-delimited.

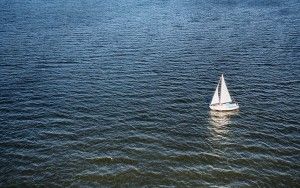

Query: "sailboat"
left=209, top=74, right=239, bottom=111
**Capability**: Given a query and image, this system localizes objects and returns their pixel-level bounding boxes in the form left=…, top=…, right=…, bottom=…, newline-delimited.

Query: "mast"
left=219, top=74, right=222, bottom=105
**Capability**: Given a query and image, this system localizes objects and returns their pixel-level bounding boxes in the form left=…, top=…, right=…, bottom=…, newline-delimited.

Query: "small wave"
left=77, top=168, right=141, bottom=183
left=87, top=156, right=138, bottom=165
left=164, top=153, right=225, bottom=165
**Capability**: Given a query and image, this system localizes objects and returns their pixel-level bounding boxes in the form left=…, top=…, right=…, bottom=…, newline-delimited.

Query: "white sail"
left=210, top=82, right=219, bottom=105
left=220, top=74, right=232, bottom=104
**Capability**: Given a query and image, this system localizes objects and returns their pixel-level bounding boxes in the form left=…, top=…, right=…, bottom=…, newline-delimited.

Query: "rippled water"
left=0, top=0, right=299, bottom=187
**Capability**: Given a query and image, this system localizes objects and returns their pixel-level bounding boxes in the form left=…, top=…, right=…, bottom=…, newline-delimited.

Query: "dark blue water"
left=0, top=0, right=299, bottom=187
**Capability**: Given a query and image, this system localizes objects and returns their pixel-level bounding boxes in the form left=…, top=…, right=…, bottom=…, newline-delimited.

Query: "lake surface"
left=0, top=0, right=299, bottom=187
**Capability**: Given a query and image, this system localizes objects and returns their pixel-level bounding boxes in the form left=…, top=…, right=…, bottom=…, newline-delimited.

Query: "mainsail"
left=210, top=82, right=219, bottom=105
left=220, top=74, right=232, bottom=104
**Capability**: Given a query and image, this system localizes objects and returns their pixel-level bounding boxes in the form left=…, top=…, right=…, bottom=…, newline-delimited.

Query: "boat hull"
left=209, top=103, right=239, bottom=111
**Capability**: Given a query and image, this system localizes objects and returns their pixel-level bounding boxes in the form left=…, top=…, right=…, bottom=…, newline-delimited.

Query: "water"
left=0, top=0, right=299, bottom=187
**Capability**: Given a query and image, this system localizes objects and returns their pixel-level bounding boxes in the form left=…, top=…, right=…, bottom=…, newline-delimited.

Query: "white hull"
left=209, top=103, right=239, bottom=111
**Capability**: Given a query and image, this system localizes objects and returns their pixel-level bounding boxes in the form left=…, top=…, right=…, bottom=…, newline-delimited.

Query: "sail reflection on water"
left=209, top=111, right=239, bottom=126
left=208, top=111, right=239, bottom=140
